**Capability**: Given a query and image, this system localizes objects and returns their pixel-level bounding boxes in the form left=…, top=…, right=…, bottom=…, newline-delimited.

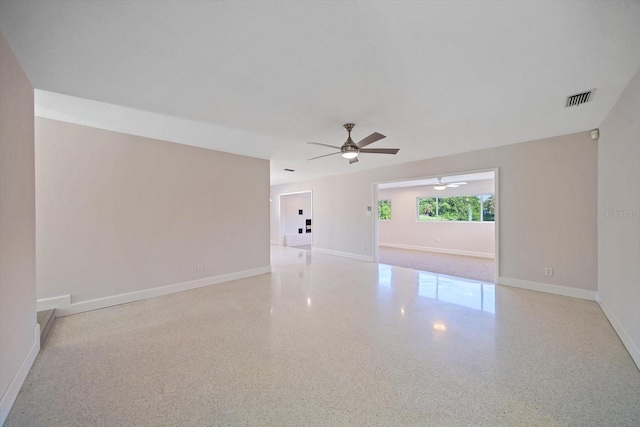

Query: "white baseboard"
left=498, top=276, right=597, bottom=301
left=312, top=247, right=373, bottom=262
left=379, top=242, right=495, bottom=259
left=284, top=234, right=312, bottom=247
left=270, top=240, right=280, bottom=245
left=55, top=266, right=271, bottom=318
left=597, top=294, right=640, bottom=370
left=36, top=294, right=71, bottom=312
left=0, top=324, right=40, bottom=426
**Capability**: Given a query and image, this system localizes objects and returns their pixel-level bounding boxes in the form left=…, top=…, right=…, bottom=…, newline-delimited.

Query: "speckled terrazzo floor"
left=6, top=246, right=640, bottom=426
left=379, top=246, right=495, bottom=283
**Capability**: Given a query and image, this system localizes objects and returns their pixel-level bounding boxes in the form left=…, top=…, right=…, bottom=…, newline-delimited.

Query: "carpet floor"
left=378, top=246, right=495, bottom=283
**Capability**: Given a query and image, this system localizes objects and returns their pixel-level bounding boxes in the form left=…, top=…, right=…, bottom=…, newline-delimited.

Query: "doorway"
left=374, top=169, right=498, bottom=283
left=279, top=191, right=313, bottom=250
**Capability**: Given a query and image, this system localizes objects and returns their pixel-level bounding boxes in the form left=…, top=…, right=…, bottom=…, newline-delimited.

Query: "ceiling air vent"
left=284, top=168, right=295, bottom=172
left=566, top=89, right=595, bottom=107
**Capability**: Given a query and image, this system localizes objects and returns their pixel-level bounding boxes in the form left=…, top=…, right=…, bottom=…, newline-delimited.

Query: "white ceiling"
left=1, top=1, right=639, bottom=186
left=378, top=172, right=494, bottom=190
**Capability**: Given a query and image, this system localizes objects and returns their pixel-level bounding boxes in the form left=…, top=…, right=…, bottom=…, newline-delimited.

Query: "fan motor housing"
left=341, top=137, right=359, bottom=157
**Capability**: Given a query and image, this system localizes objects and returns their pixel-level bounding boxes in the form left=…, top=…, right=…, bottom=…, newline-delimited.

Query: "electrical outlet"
left=197, top=264, right=203, bottom=272
left=545, top=267, right=553, bottom=276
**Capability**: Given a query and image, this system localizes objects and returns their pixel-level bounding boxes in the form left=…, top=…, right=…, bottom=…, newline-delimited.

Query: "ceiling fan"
left=307, top=123, right=399, bottom=164
left=433, top=177, right=467, bottom=190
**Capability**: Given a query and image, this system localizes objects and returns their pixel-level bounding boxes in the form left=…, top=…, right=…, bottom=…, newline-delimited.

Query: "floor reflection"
left=378, top=263, right=495, bottom=313
left=377, top=263, right=393, bottom=289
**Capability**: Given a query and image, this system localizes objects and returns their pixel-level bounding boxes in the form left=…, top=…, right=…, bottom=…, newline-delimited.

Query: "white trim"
left=312, top=247, right=374, bottom=262
left=284, top=234, right=312, bottom=247
left=36, top=294, right=71, bottom=312
left=597, top=294, right=640, bottom=369
left=498, top=276, right=597, bottom=301
left=55, top=266, right=271, bottom=318
left=379, top=242, right=495, bottom=259
left=493, top=167, right=500, bottom=284
left=372, top=183, right=380, bottom=264
left=278, top=190, right=314, bottom=196
left=0, top=324, right=40, bottom=426
left=270, top=240, right=280, bottom=245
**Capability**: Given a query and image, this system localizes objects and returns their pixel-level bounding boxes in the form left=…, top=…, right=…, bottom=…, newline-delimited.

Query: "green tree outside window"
left=417, top=195, right=494, bottom=222
left=418, top=197, right=438, bottom=221
left=482, top=195, right=495, bottom=221
left=378, top=199, right=391, bottom=220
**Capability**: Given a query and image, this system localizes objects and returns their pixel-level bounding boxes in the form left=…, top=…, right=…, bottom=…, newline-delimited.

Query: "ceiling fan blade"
left=359, top=148, right=399, bottom=155
left=307, top=152, right=341, bottom=161
left=307, top=142, right=342, bottom=150
left=349, top=157, right=359, bottom=164
left=446, top=182, right=468, bottom=187
left=356, top=132, right=386, bottom=148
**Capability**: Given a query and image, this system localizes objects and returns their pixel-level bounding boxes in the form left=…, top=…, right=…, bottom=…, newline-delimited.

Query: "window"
left=378, top=199, right=391, bottom=220
left=417, top=197, right=437, bottom=221
left=482, top=194, right=495, bottom=221
left=438, top=196, right=481, bottom=221
left=417, top=195, right=494, bottom=222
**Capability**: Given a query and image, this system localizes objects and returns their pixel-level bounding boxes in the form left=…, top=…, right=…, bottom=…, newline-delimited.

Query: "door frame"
left=372, top=167, right=500, bottom=283
left=278, top=190, right=313, bottom=247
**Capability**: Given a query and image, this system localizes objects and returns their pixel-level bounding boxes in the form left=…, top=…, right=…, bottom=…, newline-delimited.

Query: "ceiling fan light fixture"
left=307, top=123, right=398, bottom=164
left=341, top=142, right=359, bottom=159
left=434, top=185, right=447, bottom=190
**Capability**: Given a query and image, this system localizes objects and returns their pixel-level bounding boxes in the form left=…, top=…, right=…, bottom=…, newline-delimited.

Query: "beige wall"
left=378, top=179, right=495, bottom=256
left=0, top=31, right=36, bottom=409
left=271, top=131, right=597, bottom=292
left=598, top=68, right=640, bottom=367
left=36, top=118, right=270, bottom=303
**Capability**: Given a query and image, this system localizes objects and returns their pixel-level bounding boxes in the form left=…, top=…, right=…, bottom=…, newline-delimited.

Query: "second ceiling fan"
left=307, top=123, right=399, bottom=164
left=433, top=177, right=468, bottom=190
